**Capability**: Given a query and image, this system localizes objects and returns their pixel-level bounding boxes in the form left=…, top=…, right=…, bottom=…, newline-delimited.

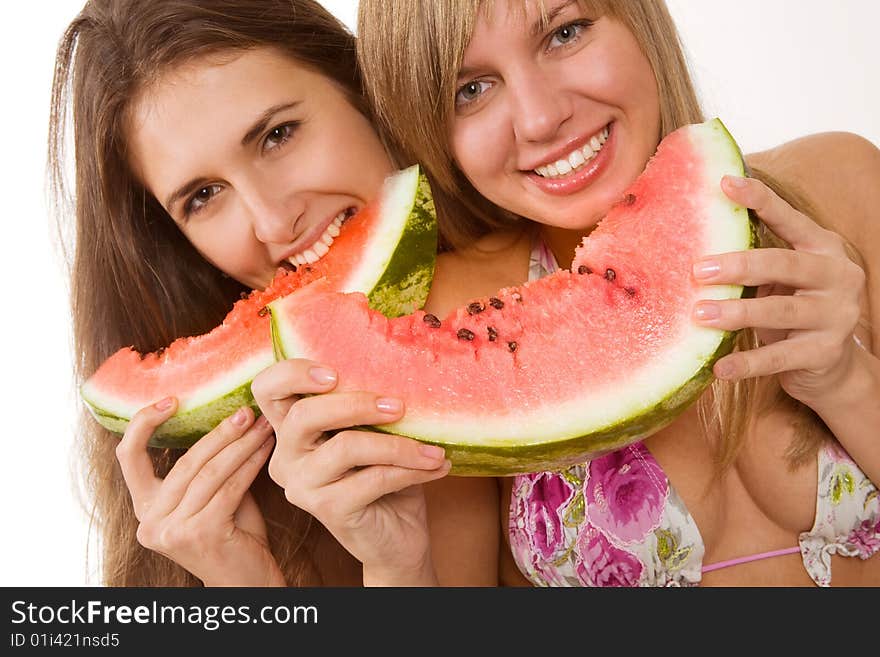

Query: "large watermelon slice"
left=82, top=165, right=437, bottom=448
left=270, top=119, right=756, bottom=475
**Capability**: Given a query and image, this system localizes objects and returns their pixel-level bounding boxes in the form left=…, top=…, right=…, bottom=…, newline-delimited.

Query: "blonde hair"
left=50, top=0, right=364, bottom=586
left=357, top=0, right=834, bottom=473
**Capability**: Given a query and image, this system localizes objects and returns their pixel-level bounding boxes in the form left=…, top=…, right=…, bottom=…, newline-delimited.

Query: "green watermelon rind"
left=85, top=382, right=261, bottom=449
left=84, top=165, right=438, bottom=449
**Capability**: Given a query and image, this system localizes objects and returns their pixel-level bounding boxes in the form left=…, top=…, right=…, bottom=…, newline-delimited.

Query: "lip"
left=278, top=206, right=353, bottom=264
left=522, top=123, right=611, bottom=171
left=524, top=122, right=615, bottom=196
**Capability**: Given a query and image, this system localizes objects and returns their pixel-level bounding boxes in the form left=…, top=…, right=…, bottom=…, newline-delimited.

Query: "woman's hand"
left=251, top=359, right=452, bottom=586
left=116, top=398, right=283, bottom=586
left=691, top=175, right=867, bottom=406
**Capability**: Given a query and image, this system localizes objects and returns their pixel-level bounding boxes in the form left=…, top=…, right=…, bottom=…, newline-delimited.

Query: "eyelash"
left=454, top=19, right=595, bottom=110
left=182, top=121, right=300, bottom=218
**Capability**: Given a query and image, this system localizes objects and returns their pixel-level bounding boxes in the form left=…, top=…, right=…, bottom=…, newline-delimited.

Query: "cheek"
left=451, top=117, right=507, bottom=185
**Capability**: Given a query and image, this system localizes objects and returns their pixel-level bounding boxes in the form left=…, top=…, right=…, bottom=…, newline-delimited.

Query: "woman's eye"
left=184, top=184, right=222, bottom=216
left=548, top=21, right=591, bottom=49
left=263, top=123, right=297, bottom=151
left=455, top=80, right=491, bottom=107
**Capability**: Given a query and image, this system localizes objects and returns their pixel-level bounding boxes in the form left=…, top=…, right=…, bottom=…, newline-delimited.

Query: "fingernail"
left=725, top=175, right=749, bottom=188
left=231, top=408, right=249, bottom=426
left=376, top=397, right=403, bottom=414
left=694, top=302, right=721, bottom=322
left=308, top=366, right=337, bottom=385
left=254, top=414, right=271, bottom=431
left=693, top=260, right=720, bottom=280
left=154, top=397, right=174, bottom=412
left=420, top=444, right=445, bottom=460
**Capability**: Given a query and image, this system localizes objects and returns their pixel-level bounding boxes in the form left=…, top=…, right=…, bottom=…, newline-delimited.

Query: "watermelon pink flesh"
left=271, top=119, right=753, bottom=475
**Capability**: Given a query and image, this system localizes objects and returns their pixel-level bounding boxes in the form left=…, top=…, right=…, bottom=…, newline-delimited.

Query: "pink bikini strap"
left=702, top=546, right=802, bottom=574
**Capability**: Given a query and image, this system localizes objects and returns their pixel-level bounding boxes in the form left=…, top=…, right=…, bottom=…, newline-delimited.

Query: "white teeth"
left=286, top=211, right=351, bottom=268
left=533, top=125, right=610, bottom=179
left=313, top=240, right=330, bottom=257
left=555, top=158, right=572, bottom=175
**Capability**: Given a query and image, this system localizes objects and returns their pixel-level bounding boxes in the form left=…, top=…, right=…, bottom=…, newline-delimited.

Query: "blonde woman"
left=50, top=0, right=497, bottom=587
left=357, top=0, right=880, bottom=585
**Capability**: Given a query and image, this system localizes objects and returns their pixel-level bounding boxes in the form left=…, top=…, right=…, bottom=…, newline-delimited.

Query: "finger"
left=692, top=248, right=836, bottom=289
left=174, top=415, right=276, bottom=517
left=694, top=294, right=825, bottom=331
left=116, top=396, right=178, bottom=515
left=274, top=391, right=406, bottom=464
left=196, top=432, right=276, bottom=521
left=328, top=460, right=452, bottom=516
left=720, top=176, right=830, bottom=252
left=308, top=430, right=448, bottom=486
left=251, top=358, right=338, bottom=429
left=149, top=406, right=258, bottom=518
left=713, top=337, right=817, bottom=380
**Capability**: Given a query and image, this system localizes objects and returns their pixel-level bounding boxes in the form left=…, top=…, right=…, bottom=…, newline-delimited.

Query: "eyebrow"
left=457, top=0, right=579, bottom=82
left=164, top=101, right=300, bottom=212
left=532, top=0, right=579, bottom=36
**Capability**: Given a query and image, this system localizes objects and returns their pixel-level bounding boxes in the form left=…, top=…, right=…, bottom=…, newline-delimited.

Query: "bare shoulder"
left=747, top=131, right=880, bottom=244
left=425, top=228, right=532, bottom=317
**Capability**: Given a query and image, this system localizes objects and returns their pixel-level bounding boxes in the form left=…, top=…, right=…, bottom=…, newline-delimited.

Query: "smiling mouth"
left=532, top=124, right=610, bottom=179
left=284, top=207, right=356, bottom=267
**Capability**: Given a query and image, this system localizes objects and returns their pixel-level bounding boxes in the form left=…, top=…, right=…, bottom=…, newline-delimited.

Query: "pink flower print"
left=575, top=526, right=643, bottom=587
left=847, top=518, right=880, bottom=558
left=521, top=472, right=577, bottom=560
left=585, top=443, right=667, bottom=544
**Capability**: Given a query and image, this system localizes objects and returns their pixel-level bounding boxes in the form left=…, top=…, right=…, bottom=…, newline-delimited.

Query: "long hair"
left=357, top=0, right=842, bottom=475
left=49, top=0, right=366, bottom=586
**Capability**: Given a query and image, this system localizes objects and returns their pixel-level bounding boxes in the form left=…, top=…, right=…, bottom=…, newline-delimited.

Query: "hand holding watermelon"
left=115, top=398, right=284, bottom=586
left=693, top=174, right=868, bottom=406
left=252, top=360, right=452, bottom=585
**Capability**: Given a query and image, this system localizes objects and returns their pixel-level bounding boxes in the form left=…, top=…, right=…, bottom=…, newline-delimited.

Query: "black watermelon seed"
left=487, top=326, right=498, bottom=342
left=423, top=314, right=441, bottom=328
left=604, top=268, right=616, bottom=282
left=489, top=297, right=504, bottom=310
left=625, top=193, right=637, bottom=205
left=257, top=306, right=268, bottom=317
left=508, top=341, right=518, bottom=352
left=578, top=265, right=592, bottom=275
left=240, top=291, right=249, bottom=300
left=467, top=302, right=485, bottom=315
left=512, top=292, right=522, bottom=303
left=457, top=328, right=475, bottom=341
left=625, top=286, right=637, bottom=296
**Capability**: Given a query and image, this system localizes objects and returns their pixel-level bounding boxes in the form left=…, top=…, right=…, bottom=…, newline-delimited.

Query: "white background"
left=1, top=1, right=877, bottom=586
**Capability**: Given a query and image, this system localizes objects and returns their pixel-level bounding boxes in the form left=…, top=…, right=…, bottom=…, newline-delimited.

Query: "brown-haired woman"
left=357, top=0, right=880, bottom=586
left=50, top=0, right=498, bottom=587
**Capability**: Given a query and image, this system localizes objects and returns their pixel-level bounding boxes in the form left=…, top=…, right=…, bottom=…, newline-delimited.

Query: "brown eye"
left=263, top=122, right=298, bottom=151
left=184, top=183, right=222, bottom=216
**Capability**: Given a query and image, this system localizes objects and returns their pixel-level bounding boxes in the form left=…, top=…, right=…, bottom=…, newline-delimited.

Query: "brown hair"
left=357, top=0, right=835, bottom=474
left=49, top=0, right=366, bottom=586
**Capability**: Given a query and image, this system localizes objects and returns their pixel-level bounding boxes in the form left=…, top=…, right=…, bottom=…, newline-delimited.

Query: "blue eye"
left=455, top=80, right=492, bottom=107
left=548, top=20, right=592, bottom=49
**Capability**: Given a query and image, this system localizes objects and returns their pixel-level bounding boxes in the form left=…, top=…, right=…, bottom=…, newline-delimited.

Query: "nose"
left=510, top=65, right=571, bottom=143
left=239, top=177, right=304, bottom=245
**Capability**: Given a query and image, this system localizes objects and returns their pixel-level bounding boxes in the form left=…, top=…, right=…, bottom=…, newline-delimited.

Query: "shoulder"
left=747, top=132, right=880, bottom=245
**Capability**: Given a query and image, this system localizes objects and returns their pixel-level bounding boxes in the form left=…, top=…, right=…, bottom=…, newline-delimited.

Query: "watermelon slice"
left=82, top=165, right=438, bottom=448
left=270, top=119, right=756, bottom=475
